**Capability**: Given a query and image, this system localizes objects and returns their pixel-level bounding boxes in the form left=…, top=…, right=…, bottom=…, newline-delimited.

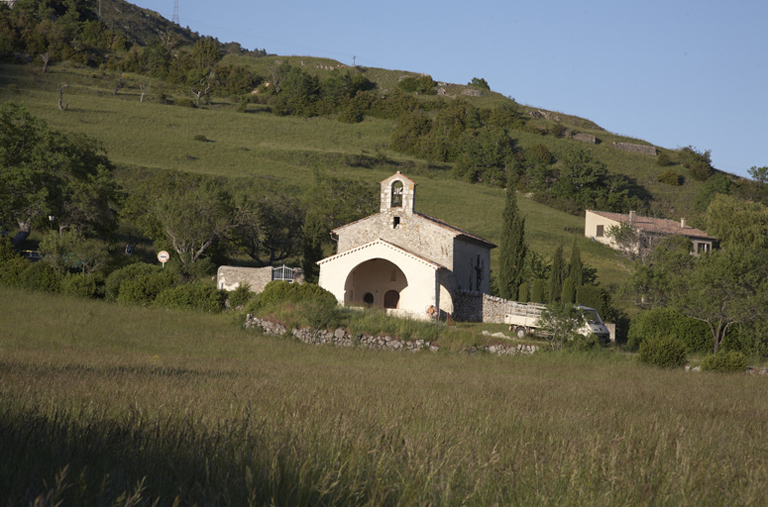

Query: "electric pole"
left=172, top=0, right=179, bottom=24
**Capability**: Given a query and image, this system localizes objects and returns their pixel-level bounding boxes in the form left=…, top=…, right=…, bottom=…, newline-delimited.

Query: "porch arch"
left=344, top=258, right=407, bottom=309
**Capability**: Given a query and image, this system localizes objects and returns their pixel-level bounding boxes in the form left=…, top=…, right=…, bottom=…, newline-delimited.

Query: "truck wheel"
left=515, top=326, right=527, bottom=339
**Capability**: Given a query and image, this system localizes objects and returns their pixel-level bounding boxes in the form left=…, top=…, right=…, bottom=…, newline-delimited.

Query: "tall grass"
left=2, top=287, right=768, bottom=505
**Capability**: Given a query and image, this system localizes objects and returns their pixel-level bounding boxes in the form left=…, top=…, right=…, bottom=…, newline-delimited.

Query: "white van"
left=504, top=302, right=610, bottom=342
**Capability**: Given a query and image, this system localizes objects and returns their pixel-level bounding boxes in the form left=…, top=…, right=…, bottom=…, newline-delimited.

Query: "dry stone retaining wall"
left=612, top=142, right=657, bottom=156
left=244, top=315, right=538, bottom=356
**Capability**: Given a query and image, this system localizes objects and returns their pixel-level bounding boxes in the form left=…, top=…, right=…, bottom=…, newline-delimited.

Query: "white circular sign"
left=157, top=250, right=170, bottom=263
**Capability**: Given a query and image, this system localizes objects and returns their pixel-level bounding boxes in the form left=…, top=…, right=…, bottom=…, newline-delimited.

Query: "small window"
left=393, top=216, right=400, bottom=228
left=363, top=293, right=374, bottom=305
left=596, top=225, right=604, bottom=237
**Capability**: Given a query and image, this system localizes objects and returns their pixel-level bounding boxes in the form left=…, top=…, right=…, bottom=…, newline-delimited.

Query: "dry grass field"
left=2, top=287, right=767, bottom=505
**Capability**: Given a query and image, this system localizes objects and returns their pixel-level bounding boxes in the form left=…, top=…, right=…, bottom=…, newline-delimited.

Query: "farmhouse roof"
left=587, top=210, right=715, bottom=239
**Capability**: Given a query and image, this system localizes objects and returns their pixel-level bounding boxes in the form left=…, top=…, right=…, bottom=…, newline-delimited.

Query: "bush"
left=637, top=334, right=687, bottom=368
left=60, top=273, right=104, bottom=298
left=657, top=168, right=682, bottom=186
left=656, top=151, right=672, bottom=167
left=0, top=255, right=28, bottom=288
left=628, top=308, right=711, bottom=352
left=154, top=282, right=225, bottom=313
left=246, top=281, right=337, bottom=313
left=118, top=269, right=179, bottom=306
left=227, top=283, right=254, bottom=309
left=701, top=350, right=747, bottom=373
left=21, top=262, right=60, bottom=292
left=105, top=263, right=159, bottom=301
left=175, top=97, right=196, bottom=108
left=193, top=134, right=209, bottom=142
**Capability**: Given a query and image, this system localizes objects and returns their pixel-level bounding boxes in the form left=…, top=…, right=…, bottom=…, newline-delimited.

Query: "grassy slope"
left=5, top=59, right=684, bottom=288
left=2, top=287, right=768, bottom=505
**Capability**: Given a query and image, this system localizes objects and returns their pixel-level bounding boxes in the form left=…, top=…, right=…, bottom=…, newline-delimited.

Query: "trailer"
left=505, top=303, right=610, bottom=342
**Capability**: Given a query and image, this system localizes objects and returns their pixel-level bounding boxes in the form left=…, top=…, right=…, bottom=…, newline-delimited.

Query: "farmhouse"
left=585, top=209, right=716, bottom=256
left=318, top=172, right=496, bottom=320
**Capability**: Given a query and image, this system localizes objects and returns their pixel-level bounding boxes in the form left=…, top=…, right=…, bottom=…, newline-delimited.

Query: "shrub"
left=60, top=273, right=104, bottom=298
left=193, top=134, right=209, bottom=142
left=118, top=269, right=179, bottom=306
left=21, top=262, right=60, bottom=292
left=154, top=282, right=225, bottom=313
left=175, top=97, right=196, bottom=108
left=565, top=332, right=602, bottom=352
left=656, top=151, right=672, bottom=167
left=701, top=350, right=747, bottom=373
left=637, top=334, right=687, bottom=368
left=0, top=256, right=28, bottom=288
left=227, top=283, right=254, bottom=309
left=657, top=168, right=682, bottom=186
left=526, top=143, right=553, bottom=165
left=627, top=308, right=711, bottom=352
left=105, top=263, right=159, bottom=301
left=529, top=279, right=545, bottom=303
left=397, top=75, right=436, bottom=95
left=246, top=281, right=337, bottom=313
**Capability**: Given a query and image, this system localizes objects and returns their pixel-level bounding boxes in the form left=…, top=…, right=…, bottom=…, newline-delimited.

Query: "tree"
left=233, top=193, right=305, bottom=266
left=538, top=302, right=584, bottom=350
left=301, top=173, right=377, bottom=281
left=497, top=185, right=526, bottom=299
left=468, top=77, right=490, bottom=90
left=675, top=248, right=768, bottom=353
left=705, top=194, right=768, bottom=249
left=623, top=235, right=694, bottom=309
left=748, top=166, right=768, bottom=184
left=0, top=102, right=120, bottom=247
left=568, top=237, right=583, bottom=289
left=124, top=171, right=239, bottom=264
left=548, top=243, right=565, bottom=303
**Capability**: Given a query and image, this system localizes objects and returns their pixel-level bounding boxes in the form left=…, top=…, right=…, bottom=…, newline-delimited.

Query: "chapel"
left=318, top=172, right=495, bottom=319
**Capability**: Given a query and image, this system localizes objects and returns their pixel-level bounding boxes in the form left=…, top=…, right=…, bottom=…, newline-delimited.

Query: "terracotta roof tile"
left=587, top=210, right=715, bottom=239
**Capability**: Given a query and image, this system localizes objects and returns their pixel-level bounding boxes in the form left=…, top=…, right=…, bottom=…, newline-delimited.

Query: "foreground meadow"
left=1, top=287, right=767, bottom=506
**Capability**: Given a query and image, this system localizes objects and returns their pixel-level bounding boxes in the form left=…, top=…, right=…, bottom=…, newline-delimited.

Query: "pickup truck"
left=505, top=302, right=611, bottom=342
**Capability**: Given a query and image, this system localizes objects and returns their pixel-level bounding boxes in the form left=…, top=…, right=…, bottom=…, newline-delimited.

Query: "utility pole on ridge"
left=172, top=0, right=179, bottom=24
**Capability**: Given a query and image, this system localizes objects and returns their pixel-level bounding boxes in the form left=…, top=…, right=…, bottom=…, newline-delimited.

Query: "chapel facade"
left=318, top=172, right=495, bottom=320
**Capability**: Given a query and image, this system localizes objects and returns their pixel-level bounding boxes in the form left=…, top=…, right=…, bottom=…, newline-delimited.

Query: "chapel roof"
left=331, top=211, right=496, bottom=248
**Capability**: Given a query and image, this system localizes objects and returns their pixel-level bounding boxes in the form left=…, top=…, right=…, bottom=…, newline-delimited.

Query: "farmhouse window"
left=596, top=225, right=604, bottom=237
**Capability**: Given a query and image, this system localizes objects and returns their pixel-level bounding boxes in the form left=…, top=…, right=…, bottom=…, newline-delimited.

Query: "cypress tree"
left=548, top=243, right=565, bottom=303
left=498, top=185, right=527, bottom=300
left=569, top=236, right=583, bottom=288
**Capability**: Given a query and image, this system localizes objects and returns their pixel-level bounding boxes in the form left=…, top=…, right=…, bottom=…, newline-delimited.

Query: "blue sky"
left=130, top=0, right=767, bottom=179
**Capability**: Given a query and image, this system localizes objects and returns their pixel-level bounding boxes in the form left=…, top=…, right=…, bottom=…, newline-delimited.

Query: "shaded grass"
left=2, top=288, right=768, bottom=505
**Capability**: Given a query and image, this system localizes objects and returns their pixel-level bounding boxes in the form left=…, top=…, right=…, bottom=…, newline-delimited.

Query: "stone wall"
left=452, top=290, right=513, bottom=324
left=612, top=142, right=657, bottom=156
left=244, top=315, right=538, bottom=356
left=217, top=266, right=303, bottom=292
left=572, top=133, right=597, bottom=144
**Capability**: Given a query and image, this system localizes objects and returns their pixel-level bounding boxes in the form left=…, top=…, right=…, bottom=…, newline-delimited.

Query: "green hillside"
left=3, top=0, right=764, bottom=299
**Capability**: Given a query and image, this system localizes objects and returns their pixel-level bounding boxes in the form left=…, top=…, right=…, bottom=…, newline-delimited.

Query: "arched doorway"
left=384, top=290, right=400, bottom=309
left=344, top=258, right=408, bottom=309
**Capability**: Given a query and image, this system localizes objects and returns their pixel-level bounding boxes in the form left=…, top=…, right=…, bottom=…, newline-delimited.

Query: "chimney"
left=629, top=211, right=636, bottom=224
left=680, top=218, right=686, bottom=229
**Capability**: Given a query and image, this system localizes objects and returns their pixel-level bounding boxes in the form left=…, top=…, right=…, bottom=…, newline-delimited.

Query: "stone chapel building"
left=318, top=172, right=496, bottom=320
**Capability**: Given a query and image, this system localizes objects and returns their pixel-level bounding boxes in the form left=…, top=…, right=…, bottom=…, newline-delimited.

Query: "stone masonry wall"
left=217, top=266, right=304, bottom=292
left=452, top=290, right=513, bottom=324
left=612, top=142, right=657, bottom=156
left=244, top=315, right=538, bottom=356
